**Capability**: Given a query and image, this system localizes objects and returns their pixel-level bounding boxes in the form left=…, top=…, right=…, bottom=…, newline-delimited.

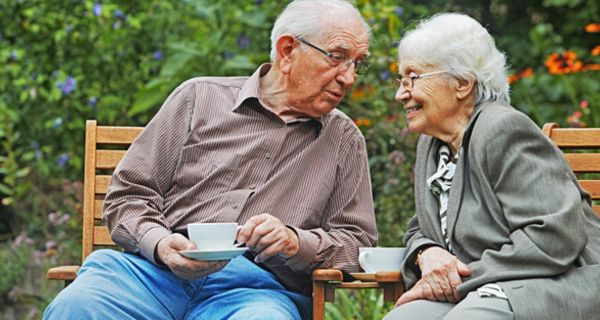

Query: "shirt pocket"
left=174, top=145, right=241, bottom=197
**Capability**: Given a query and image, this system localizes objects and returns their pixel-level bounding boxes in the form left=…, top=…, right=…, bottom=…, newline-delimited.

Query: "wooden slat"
left=95, top=175, right=112, bottom=194
left=593, top=205, right=600, bottom=216
left=564, top=154, right=600, bottom=173
left=82, top=120, right=97, bottom=261
left=547, top=128, right=600, bottom=148
left=94, top=226, right=115, bottom=245
left=47, top=265, right=80, bottom=280
left=96, top=126, right=143, bottom=144
left=580, top=180, right=600, bottom=199
left=333, top=282, right=382, bottom=289
left=96, top=150, right=126, bottom=169
left=95, top=199, right=104, bottom=219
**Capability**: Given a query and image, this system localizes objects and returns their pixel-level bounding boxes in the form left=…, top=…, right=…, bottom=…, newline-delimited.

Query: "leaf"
left=222, top=55, right=257, bottom=72
left=128, top=84, right=171, bottom=117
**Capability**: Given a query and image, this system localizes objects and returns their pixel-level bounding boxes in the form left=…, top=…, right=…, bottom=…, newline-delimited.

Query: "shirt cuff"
left=138, top=226, right=172, bottom=265
left=284, top=226, right=319, bottom=271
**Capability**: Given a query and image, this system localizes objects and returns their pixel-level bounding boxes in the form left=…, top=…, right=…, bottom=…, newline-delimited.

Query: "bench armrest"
left=47, top=265, right=80, bottom=280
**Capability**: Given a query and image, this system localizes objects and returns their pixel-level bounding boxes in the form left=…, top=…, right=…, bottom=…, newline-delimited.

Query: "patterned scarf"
left=426, top=144, right=458, bottom=251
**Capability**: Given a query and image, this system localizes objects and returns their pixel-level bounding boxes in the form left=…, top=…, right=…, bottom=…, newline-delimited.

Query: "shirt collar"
left=233, top=63, right=324, bottom=127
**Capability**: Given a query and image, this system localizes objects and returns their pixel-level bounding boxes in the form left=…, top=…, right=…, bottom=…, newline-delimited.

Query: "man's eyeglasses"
left=295, top=36, right=370, bottom=75
left=396, top=70, right=450, bottom=90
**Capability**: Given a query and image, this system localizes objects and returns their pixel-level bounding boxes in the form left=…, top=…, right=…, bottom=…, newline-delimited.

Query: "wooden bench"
left=542, top=123, right=600, bottom=216
left=46, top=120, right=404, bottom=319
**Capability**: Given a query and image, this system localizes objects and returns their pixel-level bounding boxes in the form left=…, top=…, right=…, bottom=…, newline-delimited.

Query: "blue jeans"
left=43, top=250, right=311, bottom=319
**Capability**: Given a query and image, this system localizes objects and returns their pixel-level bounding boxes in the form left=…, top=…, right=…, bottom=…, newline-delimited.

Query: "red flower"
left=544, top=51, right=583, bottom=75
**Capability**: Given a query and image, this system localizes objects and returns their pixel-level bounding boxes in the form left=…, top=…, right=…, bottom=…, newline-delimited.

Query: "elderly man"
left=43, top=0, right=375, bottom=319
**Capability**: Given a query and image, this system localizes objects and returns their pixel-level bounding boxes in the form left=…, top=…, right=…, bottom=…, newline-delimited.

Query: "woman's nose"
left=395, top=86, right=410, bottom=102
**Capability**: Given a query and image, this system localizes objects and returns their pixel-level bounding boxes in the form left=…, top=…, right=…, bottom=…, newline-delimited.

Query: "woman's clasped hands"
left=396, top=246, right=472, bottom=306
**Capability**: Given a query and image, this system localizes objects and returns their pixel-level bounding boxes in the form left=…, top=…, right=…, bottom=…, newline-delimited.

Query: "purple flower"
left=93, top=3, right=102, bottom=16
left=389, top=150, right=406, bottom=166
left=236, top=34, right=251, bottom=49
left=57, top=153, right=69, bottom=167
left=113, top=9, right=125, bottom=19
left=379, top=70, right=391, bottom=81
left=394, top=6, right=404, bottom=17
left=45, top=240, right=58, bottom=250
left=48, top=211, right=58, bottom=224
left=31, top=141, right=40, bottom=150
left=88, top=96, right=98, bottom=106
left=57, top=76, right=76, bottom=95
left=152, top=50, right=163, bottom=60
left=52, top=117, right=63, bottom=128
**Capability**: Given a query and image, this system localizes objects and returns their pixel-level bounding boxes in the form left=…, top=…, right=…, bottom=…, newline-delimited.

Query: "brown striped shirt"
left=104, top=64, right=377, bottom=295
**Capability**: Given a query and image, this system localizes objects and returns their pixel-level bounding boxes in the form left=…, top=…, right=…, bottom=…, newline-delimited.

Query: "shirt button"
left=249, top=184, right=257, bottom=189
left=232, top=204, right=239, bottom=209
left=265, top=152, right=271, bottom=159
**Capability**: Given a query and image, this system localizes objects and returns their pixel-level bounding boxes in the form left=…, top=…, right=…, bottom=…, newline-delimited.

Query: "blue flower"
left=31, top=141, right=40, bottom=150
left=66, top=24, right=74, bottom=33
left=113, top=21, right=122, bottom=29
left=52, top=117, right=63, bottom=128
left=113, top=9, right=125, bottom=19
left=236, top=34, right=251, bottom=49
left=223, top=51, right=235, bottom=59
left=255, top=0, right=263, bottom=4
left=88, top=96, right=98, bottom=106
left=394, top=6, right=404, bottom=17
left=379, top=70, right=391, bottom=81
left=57, top=153, right=69, bottom=167
left=93, top=3, right=102, bottom=16
left=56, top=76, right=76, bottom=95
left=152, top=50, right=163, bottom=60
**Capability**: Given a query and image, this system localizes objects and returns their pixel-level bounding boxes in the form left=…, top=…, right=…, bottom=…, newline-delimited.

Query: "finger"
left=238, top=214, right=270, bottom=244
left=457, top=260, right=472, bottom=277
left=396, top=288, right=419, bottom=307
left=255, top=236, right=288, bottom=262
left=170, top=233, right=197, bottom=251
left=246, top=218, right=279, bottom=248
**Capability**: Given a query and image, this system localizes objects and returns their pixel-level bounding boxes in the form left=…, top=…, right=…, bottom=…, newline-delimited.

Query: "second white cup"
left=358, top=247, right=406, bottom=273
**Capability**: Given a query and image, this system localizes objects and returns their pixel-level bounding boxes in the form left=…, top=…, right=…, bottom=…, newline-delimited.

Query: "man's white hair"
left=269, top=0, right=370, bottom=61
left=398, top=13, right=510, bottom=105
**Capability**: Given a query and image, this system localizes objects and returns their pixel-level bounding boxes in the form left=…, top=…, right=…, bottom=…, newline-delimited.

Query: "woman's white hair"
left=398, top=13, right=510, bottom=104
left=269, top=0, right=370, bottom=61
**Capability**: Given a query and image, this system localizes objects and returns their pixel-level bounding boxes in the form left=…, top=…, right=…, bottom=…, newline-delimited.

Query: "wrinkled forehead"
left=320, top=18, right=370, bottom=55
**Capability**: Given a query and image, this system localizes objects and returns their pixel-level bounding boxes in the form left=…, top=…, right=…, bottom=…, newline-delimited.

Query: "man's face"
left=286, top=19, right=370, bottom=118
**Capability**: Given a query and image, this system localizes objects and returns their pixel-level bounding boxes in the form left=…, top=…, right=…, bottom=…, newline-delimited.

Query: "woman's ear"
left=275, top=35, right=297, bottom=74
left=455, top=76, right=476, bottom=100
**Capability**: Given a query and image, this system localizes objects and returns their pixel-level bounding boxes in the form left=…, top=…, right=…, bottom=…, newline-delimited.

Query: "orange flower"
left=353, top=118, right=373, bottom=127
left=507, top=74, right=520, bottom=84
left=592, top=45, right=600, bottom=56
left=389, top=61, right=398, bottom=73
left=507, top=67, right=534, bottom=84
left=520, top=67, right=534, bottom=78
left=544, top=51, right=583, bottom=75
left=583, top=64, right=600, bottom=71
left=585, top=23, right=600, bottom=33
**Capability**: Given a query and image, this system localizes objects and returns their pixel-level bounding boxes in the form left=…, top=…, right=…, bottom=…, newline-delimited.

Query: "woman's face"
left=394, top=59, right=469, bottom=139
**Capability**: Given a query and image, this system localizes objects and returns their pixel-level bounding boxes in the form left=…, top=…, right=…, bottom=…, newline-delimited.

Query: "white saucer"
left=179, top=247, right=249, bottom=261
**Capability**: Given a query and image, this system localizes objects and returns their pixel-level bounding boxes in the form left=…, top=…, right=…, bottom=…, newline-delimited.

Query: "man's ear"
left=275, top=35, right=297, bottom=74
left=456, top=76, right=476, bottom=100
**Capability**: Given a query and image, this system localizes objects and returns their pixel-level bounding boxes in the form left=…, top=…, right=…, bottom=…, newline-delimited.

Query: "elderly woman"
left=384, top=13, right=600, bottom=320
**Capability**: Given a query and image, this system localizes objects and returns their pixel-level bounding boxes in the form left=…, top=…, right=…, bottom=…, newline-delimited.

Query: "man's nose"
left=336, top=65, right=357, bottom=88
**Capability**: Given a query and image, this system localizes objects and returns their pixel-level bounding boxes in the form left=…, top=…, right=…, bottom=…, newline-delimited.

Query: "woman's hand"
left=396, top=246, right=472, bottom=306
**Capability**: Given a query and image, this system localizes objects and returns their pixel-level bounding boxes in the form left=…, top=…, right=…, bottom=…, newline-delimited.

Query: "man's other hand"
left=237, top=213, right=299, bottom=263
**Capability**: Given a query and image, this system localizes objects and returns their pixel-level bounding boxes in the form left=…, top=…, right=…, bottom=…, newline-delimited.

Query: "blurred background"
left=0, top=0, right=598, bottom=318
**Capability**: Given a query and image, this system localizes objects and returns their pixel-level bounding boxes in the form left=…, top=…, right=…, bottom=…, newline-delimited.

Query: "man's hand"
left=156, top=233, right=228, bottom=280
left=237, top=213, right=299, bottom=263
left=396, top=246, right=472, bottom=306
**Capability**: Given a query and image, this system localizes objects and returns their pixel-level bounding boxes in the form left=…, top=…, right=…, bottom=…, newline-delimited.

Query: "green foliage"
left=0, top=240, right=30, bottom=297
left=325, top=289, right=395, bottom=319
left=0, top=0, right=598, bottom=318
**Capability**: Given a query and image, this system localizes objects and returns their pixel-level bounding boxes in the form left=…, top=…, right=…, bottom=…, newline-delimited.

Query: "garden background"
left=0, top=0, right=598, bottom=319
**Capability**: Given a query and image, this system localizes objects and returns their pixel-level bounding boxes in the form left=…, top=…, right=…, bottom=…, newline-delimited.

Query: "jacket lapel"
left=446, top=103, right=487, bottom=247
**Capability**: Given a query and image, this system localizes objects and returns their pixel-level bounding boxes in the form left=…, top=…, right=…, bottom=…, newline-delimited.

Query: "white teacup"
left=358, top=247, right=406, bottom=273
left=187, top=223, right=238, bottom=251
